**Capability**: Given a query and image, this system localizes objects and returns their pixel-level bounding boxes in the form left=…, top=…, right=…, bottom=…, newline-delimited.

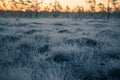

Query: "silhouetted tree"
left=26, top=0, right=32, bottom=11
left=65, top=6, right=70, bottom=12
left=98, top=2, right=106, bottom=12
left=107, top=0, right=110, bottom=20
left=10, top=0, right=17, bottom=16
left=111, top=0, right=120, bottom=12
left=74, top=6, right=84, bottom=18
left=74, top=6, right=84, bottom=12
left=1, top=0, right=8, bottom=17
left=53, top=0, right=62, bottom=17
left=65, top=6, right=70, bottom=18
left=53, top=0, right=62, bottom=12
left=32, top=0, right=39, bottom=17
left=49, top=3, right=54, bottom=11
left=87, top=0, right=96, bottom=13
left=111, top=0, right=118, bottom=9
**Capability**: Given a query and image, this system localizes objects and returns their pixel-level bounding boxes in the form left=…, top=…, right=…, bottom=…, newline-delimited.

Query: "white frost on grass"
left=0, top=18, right=120, bottom=80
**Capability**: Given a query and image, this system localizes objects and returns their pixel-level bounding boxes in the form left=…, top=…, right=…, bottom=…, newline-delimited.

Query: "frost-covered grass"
left=0, top=18, right=120, bottom=80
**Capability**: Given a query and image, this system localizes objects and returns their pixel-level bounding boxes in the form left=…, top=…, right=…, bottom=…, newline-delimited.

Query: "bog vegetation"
left=0, top=0, right=120, bottom=19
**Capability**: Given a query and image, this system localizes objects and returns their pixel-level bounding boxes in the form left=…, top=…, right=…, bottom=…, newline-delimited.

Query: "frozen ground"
left=0, top=18, right=120, bottom=80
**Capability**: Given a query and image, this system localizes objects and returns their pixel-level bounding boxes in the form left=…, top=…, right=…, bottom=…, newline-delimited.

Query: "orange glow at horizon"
left=0, top=0, right=120, bottom=12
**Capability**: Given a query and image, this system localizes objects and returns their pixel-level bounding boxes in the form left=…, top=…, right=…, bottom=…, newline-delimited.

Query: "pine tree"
left=107, top=0, right=110, bottom=20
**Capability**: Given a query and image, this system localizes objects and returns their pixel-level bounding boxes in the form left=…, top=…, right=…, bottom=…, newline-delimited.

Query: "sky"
left=0, top=0, right=120, bottom=12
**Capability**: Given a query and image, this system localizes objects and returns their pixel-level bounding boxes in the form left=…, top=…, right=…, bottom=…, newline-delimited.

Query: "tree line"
left=0, top=0, right=120, bottom=12
left=0, top=0, right=120, bottom=19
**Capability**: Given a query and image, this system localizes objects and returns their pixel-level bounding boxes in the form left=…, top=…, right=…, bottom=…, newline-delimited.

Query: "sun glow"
left=0, top=0, right=120, bottom=12
left=44, top=0, right=53, bottom=3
